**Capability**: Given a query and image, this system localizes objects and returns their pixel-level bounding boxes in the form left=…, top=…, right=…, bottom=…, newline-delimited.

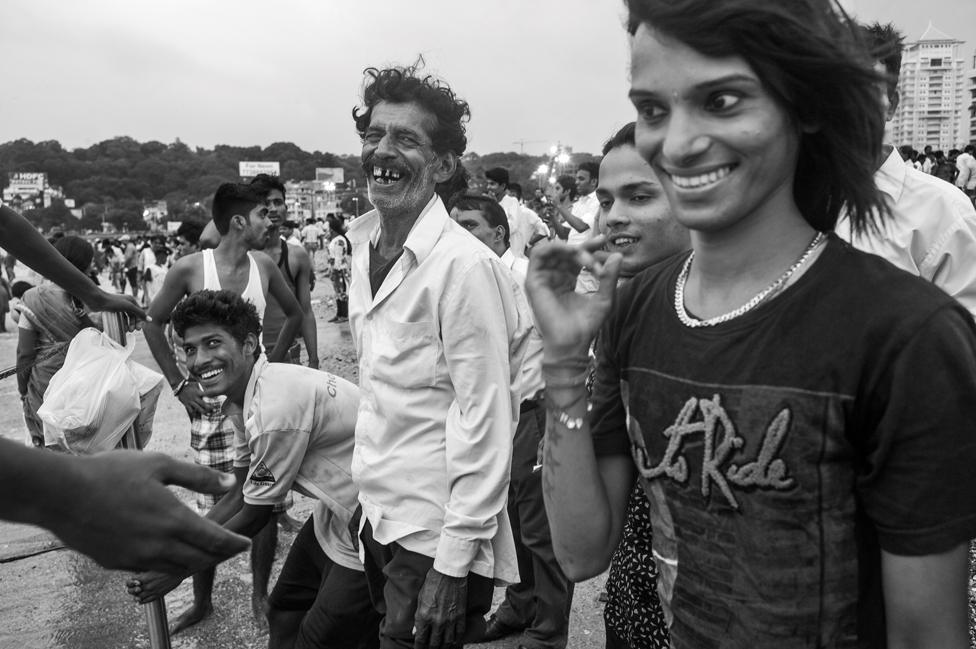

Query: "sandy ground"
left=0, top=270, right=607, bottom=649
left=0, top=267, right=973, bottom=648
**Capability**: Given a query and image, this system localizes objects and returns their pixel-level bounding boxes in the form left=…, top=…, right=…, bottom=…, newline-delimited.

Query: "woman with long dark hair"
left=526, top=1, right=976, bottom=646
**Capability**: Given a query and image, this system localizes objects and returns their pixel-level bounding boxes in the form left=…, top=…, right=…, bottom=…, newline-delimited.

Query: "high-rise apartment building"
left=283, top=179, right=338, bottom=223
left=891, top=24, right=969, bottom=150
left=968, top=51, right=976, bottom=143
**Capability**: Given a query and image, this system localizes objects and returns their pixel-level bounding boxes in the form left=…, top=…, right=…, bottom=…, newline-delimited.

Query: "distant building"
left=891, top=23, right=970, bottom=151
left=2, top=172, right=64, bottom=212
left=283, top=180, right=338, bottom=223
left=968, top=51, right=976, bottom=143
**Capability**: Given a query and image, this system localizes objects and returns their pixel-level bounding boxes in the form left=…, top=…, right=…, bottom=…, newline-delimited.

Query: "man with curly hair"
left=128, top=289, right=377, bottom=649
left=348, top=63, right=534, bottom=649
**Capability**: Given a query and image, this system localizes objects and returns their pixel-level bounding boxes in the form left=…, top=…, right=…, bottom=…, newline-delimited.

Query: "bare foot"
left=252, top=593, right=269, bottom=630
left=169, top=601, right=213, bottom=635
left=126, top=571, right=186, bottom=605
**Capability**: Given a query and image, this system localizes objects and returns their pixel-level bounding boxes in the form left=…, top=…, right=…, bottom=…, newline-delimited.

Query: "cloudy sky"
left=3, top=0, right=973, bottom=156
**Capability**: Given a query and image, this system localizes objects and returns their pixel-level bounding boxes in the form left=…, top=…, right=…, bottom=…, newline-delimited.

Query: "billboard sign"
left=7, top=172, right=47, bottom=194
left=239, top=161, right=280, bottom=178
left=315, top=167, right=344, bottom=184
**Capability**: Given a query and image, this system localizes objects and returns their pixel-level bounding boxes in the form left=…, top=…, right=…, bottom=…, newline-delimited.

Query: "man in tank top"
left=143, top=182, right=304, bottom=634
left=249, top=174, right=318, bottom=368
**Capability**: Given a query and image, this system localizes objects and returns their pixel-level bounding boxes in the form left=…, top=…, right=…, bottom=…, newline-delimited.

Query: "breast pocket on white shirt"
left=370, top=320, right=438, bottom=388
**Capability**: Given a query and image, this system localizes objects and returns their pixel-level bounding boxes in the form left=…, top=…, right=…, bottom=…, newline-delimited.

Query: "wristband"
left=172, top=377, right=190, bottom=397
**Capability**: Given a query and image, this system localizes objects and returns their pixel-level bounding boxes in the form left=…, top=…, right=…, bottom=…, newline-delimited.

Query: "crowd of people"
left=3, top=0, right=976, bottom=648
left=895, top=143, right=976, bottom=194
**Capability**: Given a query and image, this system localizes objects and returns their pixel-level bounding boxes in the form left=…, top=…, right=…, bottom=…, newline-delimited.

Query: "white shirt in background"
left=143, top=263, right=168, bottom=304
left=836, top=147, right=976, bottom=318
left=567, top=192, right=599, bottom=247
left=570, top=192, right=601, bottom=293
left=955, top=152, right=976, bottom=191
left=499, top=248, right=544, bottom=402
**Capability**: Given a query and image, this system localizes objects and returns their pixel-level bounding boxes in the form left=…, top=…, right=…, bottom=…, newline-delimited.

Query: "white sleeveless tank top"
left=202, top=249, right=267, bottom=325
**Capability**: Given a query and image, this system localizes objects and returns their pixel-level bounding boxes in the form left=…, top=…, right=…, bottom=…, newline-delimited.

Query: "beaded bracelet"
left=546, top=405, right=585, bottom=431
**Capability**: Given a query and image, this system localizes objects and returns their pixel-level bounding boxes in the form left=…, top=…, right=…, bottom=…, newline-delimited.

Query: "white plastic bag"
left=129, top=359, right=166, bottom=449
left=37, top=327, right=162, bottom=454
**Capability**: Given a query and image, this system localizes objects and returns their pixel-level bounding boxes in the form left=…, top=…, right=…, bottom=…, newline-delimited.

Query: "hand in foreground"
left=414, top=569, right=467, bottom=649
left=524, top=237, right=622, bottom=355
left=50, top=451, right=249, bottom=573
left=84, top=289, right=147, bottom=326
left=126, top=570, right=186, bottom=604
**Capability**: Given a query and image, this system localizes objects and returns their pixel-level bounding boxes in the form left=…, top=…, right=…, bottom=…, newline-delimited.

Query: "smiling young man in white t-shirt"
left=127, top=289, right=377, bottom=648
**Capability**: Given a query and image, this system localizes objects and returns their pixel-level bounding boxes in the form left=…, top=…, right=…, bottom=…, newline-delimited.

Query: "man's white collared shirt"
left=347, top=195, right=533, bottom=583
left=499, top=195, right=549, bottom=259
left=567, top=192, right=600, bottom=247
left=837, top=148, right=976, bottom=318
left=500, top=248, right=544, bottom=401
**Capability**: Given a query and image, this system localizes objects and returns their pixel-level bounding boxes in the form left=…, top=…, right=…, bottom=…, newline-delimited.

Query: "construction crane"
left=512, top=139, right=547, bottom=154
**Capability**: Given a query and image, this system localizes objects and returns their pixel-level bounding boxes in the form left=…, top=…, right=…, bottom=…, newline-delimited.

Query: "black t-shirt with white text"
left=591, top=235, right=976, bottom=648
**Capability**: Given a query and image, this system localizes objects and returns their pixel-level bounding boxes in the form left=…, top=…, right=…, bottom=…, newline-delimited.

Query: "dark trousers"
left=361, top=519, right=494, bottom=649
left=493, top=404, right=574, bottom=649
left=331, top=269, right=348, bottom=317
left=269, top=517, right=380, bottom=649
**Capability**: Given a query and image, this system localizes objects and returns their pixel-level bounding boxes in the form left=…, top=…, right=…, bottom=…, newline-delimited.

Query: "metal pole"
left=104, top=313, right=172, bottom=649
left=144, top=600, right=171, bottom=649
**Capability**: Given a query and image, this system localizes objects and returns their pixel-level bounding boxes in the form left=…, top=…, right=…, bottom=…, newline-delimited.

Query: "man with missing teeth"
left=347, top=64, right=534, bottom=649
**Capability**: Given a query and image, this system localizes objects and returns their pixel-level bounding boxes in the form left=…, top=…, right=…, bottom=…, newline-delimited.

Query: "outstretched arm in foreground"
left=0, top=438, right=249, bottom=573
left=0, top=205, right=145, bottom=321
left=126, top=466, right=273, bottom=603
left=524, top=238, right=634, bottom=580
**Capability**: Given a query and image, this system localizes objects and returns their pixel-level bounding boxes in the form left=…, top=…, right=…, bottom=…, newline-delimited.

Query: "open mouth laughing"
left=608, top=233, right=641, bottom=252
left=668, top=164, right=737, bottom=190
left=195, top=367, right=224, bottom=383
left=370, top=165, right=405, bottom=186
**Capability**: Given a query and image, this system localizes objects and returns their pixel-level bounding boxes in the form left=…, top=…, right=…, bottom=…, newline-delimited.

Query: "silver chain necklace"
left=674, top=231, right=825, bottom=328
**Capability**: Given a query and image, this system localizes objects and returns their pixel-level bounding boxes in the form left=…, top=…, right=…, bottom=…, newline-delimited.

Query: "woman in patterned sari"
left=16, top=236, right=99, bottom=447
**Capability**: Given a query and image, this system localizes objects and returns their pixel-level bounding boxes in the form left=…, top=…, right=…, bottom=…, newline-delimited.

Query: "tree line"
left=0, top=137, right=595, bottom=233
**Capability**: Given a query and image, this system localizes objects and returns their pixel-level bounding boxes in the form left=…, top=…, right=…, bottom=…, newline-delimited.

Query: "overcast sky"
left=3, top=0, right=973, bottom=157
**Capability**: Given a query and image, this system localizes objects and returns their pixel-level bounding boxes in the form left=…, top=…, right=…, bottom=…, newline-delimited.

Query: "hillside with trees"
left=0, top=137, right=598, bottom=233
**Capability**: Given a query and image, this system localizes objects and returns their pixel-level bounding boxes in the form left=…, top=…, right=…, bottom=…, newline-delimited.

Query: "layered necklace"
left=674, top=231, right=826, bottom=328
